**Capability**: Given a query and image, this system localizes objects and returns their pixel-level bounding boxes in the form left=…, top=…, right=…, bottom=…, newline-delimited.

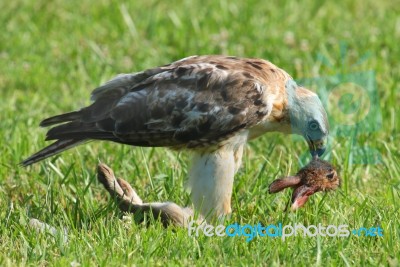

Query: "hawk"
left=22, top=55, right=328, bottom=219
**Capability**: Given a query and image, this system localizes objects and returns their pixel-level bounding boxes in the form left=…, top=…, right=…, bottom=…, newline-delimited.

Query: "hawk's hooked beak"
left=306, top=135, right=326, bottom=158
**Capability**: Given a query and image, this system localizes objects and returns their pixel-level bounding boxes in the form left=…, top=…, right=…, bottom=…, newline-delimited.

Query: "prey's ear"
left=268, top=176, right=301, bottom=194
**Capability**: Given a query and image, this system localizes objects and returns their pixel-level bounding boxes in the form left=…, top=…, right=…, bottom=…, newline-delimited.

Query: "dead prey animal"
left=268, top=158, right=340, bottom=210
left=97, top=158, right=339, bottom=227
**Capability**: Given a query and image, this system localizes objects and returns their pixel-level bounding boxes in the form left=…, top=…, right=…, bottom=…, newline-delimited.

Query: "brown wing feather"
left=23, top=55, right=291, bottom=165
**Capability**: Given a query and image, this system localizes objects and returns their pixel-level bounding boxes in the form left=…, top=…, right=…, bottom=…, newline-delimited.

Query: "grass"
left=0, top=0, right=399, bottom=265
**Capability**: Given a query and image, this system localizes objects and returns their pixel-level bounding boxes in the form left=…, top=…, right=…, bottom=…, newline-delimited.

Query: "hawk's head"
left=286, top=80, right=329, bottom=157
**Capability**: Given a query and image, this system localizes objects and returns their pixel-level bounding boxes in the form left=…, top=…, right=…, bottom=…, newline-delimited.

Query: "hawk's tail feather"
left=20, top=139, right=86, bottom=167
left=43, top=121, right=117, bottom=141
left=46, top=121, right=93, bottom=140
left=40, top=111, right=81, bottom=127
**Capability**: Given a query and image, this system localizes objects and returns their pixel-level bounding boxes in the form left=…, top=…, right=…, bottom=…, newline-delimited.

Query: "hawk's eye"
left=308, top=121, right=319, bottom=131
left=326, top=172, right=335, bottom=179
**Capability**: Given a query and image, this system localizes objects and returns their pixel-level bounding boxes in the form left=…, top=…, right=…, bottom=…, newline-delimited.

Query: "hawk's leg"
left=188, top=144, right=244, bottom=220
left=97, top=163, right=202, bottom=227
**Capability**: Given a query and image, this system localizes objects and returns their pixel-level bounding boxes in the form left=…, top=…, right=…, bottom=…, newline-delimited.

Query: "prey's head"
left=286, top=81, right=329, bottom=157
left=268, top=158, right=340, bottom=210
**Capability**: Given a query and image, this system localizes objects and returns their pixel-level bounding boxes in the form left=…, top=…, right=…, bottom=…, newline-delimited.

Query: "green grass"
left=1, top=0, right=399, bottom=265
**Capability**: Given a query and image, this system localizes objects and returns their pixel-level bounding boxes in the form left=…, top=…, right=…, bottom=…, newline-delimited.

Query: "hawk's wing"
left=22, top=55, right=290, bottom=165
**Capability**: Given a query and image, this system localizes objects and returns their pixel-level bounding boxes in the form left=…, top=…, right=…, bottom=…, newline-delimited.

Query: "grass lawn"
left=1, top=0, right=399, bottom=265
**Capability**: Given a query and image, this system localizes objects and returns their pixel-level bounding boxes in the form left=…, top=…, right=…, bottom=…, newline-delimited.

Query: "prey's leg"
left=97, top=163, right=143, bottom=211
left=97, top=163, right=202, bottom=227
